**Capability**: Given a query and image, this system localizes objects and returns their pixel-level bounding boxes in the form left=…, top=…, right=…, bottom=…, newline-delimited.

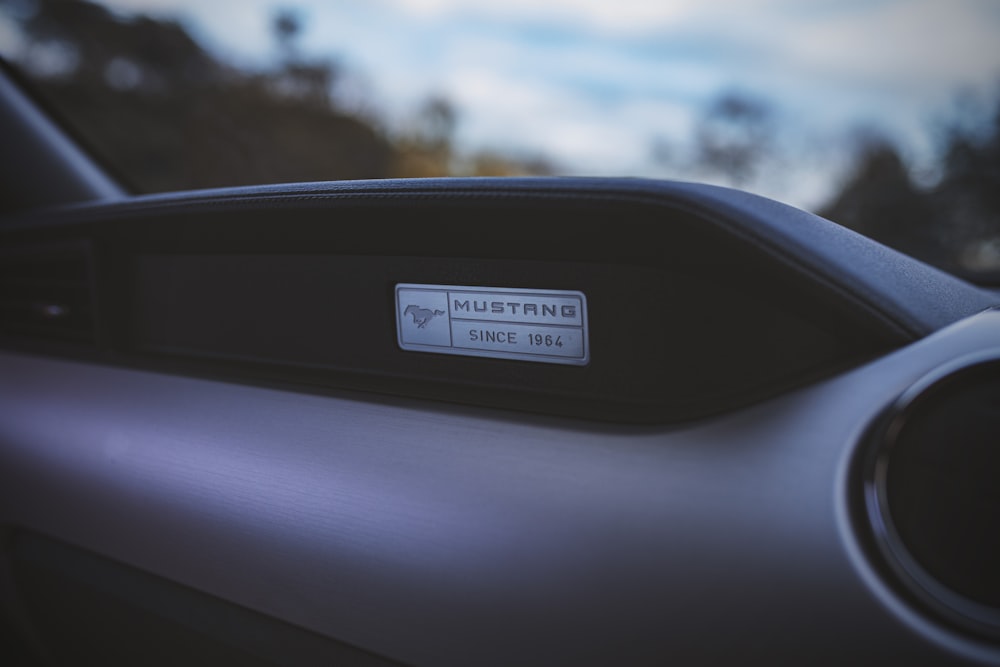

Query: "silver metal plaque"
left=396, top=284, right=589, bottom=366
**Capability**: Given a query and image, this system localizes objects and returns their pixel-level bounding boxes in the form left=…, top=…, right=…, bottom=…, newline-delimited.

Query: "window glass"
left=0, top=0, right=998, bottom=280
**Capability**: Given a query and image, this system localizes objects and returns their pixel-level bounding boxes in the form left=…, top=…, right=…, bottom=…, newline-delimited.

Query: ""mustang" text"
left=453, top=300, right=576, bottom=318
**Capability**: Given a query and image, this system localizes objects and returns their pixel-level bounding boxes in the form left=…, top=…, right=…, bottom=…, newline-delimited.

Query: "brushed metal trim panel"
left=396, top=283, right=589, bottom=365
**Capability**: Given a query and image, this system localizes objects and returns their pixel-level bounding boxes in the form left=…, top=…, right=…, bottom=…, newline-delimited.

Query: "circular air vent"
left=863, top=350, right=1000, bottom=638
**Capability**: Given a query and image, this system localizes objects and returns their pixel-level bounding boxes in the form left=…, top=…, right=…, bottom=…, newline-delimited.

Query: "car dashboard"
left=1, top=176, right=999, bottom=666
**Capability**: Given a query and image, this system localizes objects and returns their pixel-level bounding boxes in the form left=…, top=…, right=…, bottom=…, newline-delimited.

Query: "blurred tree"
left=694, top=91, right=774, bottom=186
left=392, top=94, right=457, bottom=177
left=273, top=9, right=302, bottom=60
left=5, top=0, right=392, bottom=190
left=459, top=151, right=554, bottom=177
left=820, top=135, right=943, bottom=264
left=821, top=98, right=1000, bottom=277
left=18, top=0, right=219, bottom=89
left=651, top=90, right=776, bottom=189
left=415, top=95, right=456, bottom=150
left=268, top=7, right=336, bottom=107
left=2, top=0, right=553, bottom=189
left=936, top=101, right=1000, bottom=272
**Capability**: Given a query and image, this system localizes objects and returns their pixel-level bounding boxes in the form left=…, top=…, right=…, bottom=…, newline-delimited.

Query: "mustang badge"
left=404, top=305, right=446, bottom=328
left=396, top=284, right=589, bottom=366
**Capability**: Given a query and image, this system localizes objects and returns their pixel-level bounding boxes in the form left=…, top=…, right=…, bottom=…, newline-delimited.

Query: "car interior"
left=2, top=14, right=1000, bottom=667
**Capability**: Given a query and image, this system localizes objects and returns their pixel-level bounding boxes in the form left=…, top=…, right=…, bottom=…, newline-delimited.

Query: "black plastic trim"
left=861, top=349, right=1000, bottom=639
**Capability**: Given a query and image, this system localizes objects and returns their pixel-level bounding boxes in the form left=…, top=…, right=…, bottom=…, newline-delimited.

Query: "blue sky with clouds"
left=7, top=0, right=1000, bottom=208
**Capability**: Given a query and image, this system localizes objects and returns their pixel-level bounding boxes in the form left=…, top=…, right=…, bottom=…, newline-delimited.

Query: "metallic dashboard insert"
left=395, top=283, right=589, bottom=365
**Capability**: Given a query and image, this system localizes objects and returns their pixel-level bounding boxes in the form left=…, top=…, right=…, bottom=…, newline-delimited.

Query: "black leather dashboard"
left=2, top=178, right=999, bottom=665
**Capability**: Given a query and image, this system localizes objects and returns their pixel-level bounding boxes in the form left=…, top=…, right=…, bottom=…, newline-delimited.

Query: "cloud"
left=384, top=0, right=704, bottom=35
left=760, top=0, right=1000, bottom=93
left=441, top=66, right=694, bottom=172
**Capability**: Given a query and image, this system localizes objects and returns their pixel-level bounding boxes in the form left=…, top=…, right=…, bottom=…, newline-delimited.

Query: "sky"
left=9, top=0, right=1000, bottom=209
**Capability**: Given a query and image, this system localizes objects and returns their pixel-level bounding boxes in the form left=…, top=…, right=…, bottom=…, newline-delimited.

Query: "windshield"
left=1, top=0, right=999, bottom=280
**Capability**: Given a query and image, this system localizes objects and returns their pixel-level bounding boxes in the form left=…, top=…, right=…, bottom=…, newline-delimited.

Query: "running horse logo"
left=404, top=305, right=446, bottom=328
